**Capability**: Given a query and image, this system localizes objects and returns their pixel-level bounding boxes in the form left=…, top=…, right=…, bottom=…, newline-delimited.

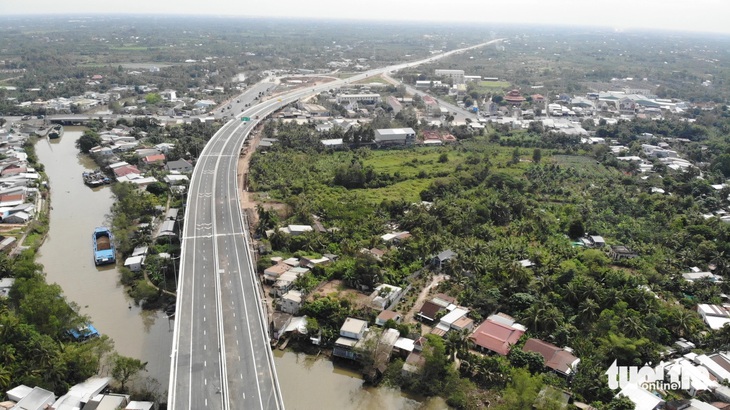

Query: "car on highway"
left=21, top=115, right=31, bottom=120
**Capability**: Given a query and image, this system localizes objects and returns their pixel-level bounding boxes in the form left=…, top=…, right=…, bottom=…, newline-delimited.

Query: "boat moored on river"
left=93, top=227, right=116, bottom=266
left=82, top=170, right=111, bottom=187
left=48, top=124, right=64, bottom=139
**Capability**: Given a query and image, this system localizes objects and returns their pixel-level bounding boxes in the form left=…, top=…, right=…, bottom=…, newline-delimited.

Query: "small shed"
left=123, top=255, right=145, bottom=272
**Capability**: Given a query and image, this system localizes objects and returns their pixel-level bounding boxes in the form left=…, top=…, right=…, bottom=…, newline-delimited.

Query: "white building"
left=280, top=290, right=303, bottom=314
left=697, top=304, right=730, bottom=330
left=335, top=94, right=381, bottom=105
left=123, top=255, right=145, bottom=272
left=435, top=69, right=465, bottom=84
left=374, top=128, right=416, bottom=146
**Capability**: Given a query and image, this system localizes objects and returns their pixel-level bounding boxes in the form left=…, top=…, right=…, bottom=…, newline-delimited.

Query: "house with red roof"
left=470, top=313, right=526, bottom=356
left=0, top=193, right=26, bottom=207
left=1, top=165, right=27, bottom=177
left=522, top=338, right=580, bottom=377
left=112, top=164, right=141, bottom=180
left=142, top=153, right=166, bottom=166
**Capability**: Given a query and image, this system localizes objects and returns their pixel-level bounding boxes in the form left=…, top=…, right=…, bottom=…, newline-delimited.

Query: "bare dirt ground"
left=403, top=273, right=448, bottom=324
left=236, top=130, right=290, bottom=229
left=309, top=279, right=372, bottom=309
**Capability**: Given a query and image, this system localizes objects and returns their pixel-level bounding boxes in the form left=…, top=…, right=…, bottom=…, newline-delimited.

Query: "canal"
left=36, top=128, right=447, bottom=409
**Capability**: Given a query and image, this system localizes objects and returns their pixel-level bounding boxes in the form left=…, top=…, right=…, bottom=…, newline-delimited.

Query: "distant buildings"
left=434, top=69, right=465, bottom=84
left=504, top=90, right=526, bottom=105
left=373, top=128, right=416, bottom=146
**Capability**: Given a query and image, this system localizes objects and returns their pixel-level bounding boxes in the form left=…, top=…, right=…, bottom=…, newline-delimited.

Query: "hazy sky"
left=1, top=0, right=729, bottom=35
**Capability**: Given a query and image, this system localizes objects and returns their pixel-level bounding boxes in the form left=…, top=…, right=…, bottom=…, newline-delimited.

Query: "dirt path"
left=237, top=128, right=261, bottom=227
left=403, top=273, right=447, bottom=323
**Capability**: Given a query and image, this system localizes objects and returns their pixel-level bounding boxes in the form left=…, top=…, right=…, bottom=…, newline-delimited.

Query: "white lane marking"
left=182, top=232, right=246, bottom=239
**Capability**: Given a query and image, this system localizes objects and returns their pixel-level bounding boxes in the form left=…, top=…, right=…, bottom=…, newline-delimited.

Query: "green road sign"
left=242, top=117, right=250, bottom=121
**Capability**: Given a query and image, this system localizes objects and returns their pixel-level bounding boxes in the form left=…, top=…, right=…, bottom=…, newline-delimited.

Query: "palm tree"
left=621, top=314, right=648, bottom=338
left=0, top=364, right=11, bottom=390
left=577, top=298, right=600, bottom=325
left=671, top=307, right=699, bottom=338
left=445, top=329, right=471, bottom=362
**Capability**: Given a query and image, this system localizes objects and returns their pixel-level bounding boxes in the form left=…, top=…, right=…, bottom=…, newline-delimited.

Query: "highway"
left=167, top=38, right=503, bottom=410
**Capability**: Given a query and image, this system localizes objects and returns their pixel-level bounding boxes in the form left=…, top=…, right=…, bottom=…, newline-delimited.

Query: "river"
left=36, top=128, right=173, bottom=393
left=36, top=128, right=447, bottom=409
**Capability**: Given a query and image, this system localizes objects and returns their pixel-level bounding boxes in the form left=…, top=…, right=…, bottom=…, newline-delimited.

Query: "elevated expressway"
left=168, top=38, right=503, bottom=410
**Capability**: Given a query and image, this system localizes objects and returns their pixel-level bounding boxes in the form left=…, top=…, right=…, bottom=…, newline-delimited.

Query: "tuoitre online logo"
left=605, top=360, right=709, bottom=391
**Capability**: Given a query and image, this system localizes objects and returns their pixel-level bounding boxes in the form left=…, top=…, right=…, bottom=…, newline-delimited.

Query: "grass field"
left=553, top=155, right=620, bottom=177
left=364, top=148, right=462, bottom=178
left=471, top=80, right=512, bottom=93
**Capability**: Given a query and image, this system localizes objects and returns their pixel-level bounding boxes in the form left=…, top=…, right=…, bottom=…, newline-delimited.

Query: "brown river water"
left=36, top=128, right=447, bottom=409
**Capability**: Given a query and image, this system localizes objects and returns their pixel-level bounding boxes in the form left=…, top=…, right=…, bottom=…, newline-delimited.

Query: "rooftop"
left=470, top=314, right=525, bottom=356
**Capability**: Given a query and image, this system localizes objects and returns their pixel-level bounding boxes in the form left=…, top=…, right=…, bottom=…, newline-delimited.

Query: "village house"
left=165, top=158, right=193, bottom=173
left=142, top=153, right=166, bottom=166
left=522, top=338, right=580, bottom=377
left=416, top=293, right=457, bottom=323
left=155, top=219, right=177, bottom=242
left=279, top=290, right=303, bottom=315
left=682, top=269, right=723, bottom=283
left=381, top=231, right=412, bottom=244
left=333, top=317, right=369, bottom=360
left=430, top=307, right=474, bottom=338
left=697, top=304, right=730, bottom=330
left=164, top=174, right=189, bottom=185
left=299, top=255, right=331, bottom=268
left=375, top=310, right=402, bottom=326
left=470, top=313, right=526, bottom=356
left=264, top=263, right=291, bottom=284
left=278, top=224, right=314, bottom=236
left=580, top=235, right=606, bottom=248
left=431, top=249, right=456, bottom=270
left=272, top=267, right=309, bottom=296
left=370, top=284, right=403, bottom=310
left=608, top=245, right=638, bottom=261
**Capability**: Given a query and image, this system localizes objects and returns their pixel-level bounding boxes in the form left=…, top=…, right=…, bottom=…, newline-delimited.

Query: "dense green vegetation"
left=251, top=116, right=730, bottom=407
left=0, top=249, right=154, bottom=398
